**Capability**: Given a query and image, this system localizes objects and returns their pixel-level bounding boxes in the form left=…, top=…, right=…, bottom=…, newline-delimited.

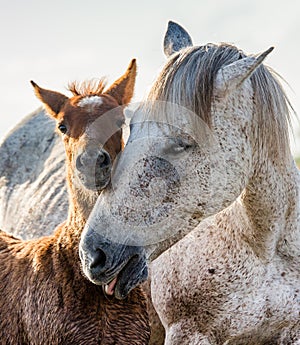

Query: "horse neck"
left=239, top=152, right=300, bottom=260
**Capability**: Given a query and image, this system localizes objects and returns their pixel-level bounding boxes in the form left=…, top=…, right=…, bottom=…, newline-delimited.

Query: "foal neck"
left=66, top=165, right=99, bottom=221
left=54, top=167, right=99, bottom=253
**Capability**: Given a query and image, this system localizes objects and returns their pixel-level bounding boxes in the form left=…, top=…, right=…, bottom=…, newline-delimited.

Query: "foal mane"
left=146, top=43, right=293, bottom=163
left=68, top=78, right=107, bottom=97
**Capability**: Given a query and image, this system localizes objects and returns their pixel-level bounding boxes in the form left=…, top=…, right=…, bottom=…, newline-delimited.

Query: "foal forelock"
left=68, top=78, right=107, bottom=97
left=146, top=43, right=293, bottom=163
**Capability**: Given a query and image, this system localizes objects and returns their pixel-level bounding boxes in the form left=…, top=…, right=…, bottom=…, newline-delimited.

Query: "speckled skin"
left=152, top=189, right=300, bottom=344
left=79, top=25, right=300, bottom=344
left=150, top=28, right=300, bottom=344
left=0, top=108, right=68, bottom=239
left=135, top=74, right=300, bottom=343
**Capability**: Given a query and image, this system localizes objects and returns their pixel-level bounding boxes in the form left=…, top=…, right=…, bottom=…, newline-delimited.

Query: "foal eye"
left=116, top=118, right=125, bottom=128
left=58, top=123, right=67, bottom=134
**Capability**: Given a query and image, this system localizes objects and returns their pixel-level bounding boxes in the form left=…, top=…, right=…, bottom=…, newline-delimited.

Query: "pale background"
left=1, top=0, right=299, bottom=156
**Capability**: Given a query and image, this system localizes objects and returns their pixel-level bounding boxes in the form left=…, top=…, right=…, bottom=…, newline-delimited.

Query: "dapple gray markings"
left=0, top=108, right=68, bottom=238
left=80, top=21, right=300, bottom=344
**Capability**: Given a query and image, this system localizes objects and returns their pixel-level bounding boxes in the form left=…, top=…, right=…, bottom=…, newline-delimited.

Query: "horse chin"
left=102, top=257, right=148, bottom=300
left=115, top=262, right=148, bottom=300
left=94, top=178, right=110, bottom=192
left=79, top=227, right=148, bottom=299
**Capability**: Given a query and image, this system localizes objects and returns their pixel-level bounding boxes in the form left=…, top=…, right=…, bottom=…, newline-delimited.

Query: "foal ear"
left=215, top=47, right=274, bottom=95
left=104, top=59, right=137, bottom=106
left=163, top=21, right=193, bottom=57
left=30, top=81, right=69, bottom=118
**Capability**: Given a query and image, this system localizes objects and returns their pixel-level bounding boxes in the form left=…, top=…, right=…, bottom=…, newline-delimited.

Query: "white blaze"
left=78, top=96, right=104, bottom=109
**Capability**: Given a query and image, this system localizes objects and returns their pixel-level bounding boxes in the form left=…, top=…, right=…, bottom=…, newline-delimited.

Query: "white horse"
left=0, top=109, right=68, bottom=239
left=79, top=22, right=300, bottom=344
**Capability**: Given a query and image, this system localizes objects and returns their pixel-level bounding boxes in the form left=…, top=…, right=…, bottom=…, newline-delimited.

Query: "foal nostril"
left=97, top=151, right=111, bottom=168
left=89, top=248, right=107, bottom=269
left=76, top=150, right=111, bottom=175
left=76, top=155, right=84, bottom=170
left=97, top=152, right=105, bottom=164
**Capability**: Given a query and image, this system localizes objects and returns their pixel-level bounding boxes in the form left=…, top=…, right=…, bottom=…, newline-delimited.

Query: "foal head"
left=31, top=60, right=136, bottom=196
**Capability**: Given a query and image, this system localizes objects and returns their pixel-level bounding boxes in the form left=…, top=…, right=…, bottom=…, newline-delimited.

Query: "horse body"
left=0, top=60, right=150, bottom=344
left=79, top=22, right=300, bottom=344
left=0, top=108, right=68, bottom=239
left=152, top=195, right=300, bottom=344
left=149, top=54, right=300, bottom=342
left=149, top=69, right=300, bottom=343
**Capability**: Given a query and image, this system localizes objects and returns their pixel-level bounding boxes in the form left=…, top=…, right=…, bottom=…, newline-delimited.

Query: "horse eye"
left=58, top=123, right=67, bottom=134
left=164, top=138, right=193, bottom=155
left=174, top=138, right=193, bottom=152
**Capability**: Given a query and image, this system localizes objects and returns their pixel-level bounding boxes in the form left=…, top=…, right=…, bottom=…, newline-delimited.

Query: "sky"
left=1, top=0, right=299, bottom=156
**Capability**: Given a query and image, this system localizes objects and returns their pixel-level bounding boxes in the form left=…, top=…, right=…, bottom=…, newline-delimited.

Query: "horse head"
left=79, top=22, right=291, bottom=300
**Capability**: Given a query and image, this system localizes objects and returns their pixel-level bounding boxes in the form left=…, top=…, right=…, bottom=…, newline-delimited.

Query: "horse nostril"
left=89, top=248, right=107, bottom=269
left=97, top=151, right=110, bottom=168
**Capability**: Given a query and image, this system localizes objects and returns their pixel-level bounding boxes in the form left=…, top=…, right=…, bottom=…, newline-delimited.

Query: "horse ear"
left=215, top=47, right=274, bottom=95
left=163, top=21, right=193, bottom=57
left=30, top=81, right=69, bottom=118
left=104, top=59, right=137, bottom=106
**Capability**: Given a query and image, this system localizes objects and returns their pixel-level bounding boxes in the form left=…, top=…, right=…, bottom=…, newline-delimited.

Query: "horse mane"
left=145, top=43, right=293, bottom=163
left=68, top=78, right=107, bottom=97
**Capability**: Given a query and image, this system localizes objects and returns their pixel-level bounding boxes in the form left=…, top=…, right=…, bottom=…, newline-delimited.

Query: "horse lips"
left=104, top=277, right=118, bottom=296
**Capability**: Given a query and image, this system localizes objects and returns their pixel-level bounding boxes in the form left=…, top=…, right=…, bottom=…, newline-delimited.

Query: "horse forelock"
left=146, top=43, right=293, bottom=164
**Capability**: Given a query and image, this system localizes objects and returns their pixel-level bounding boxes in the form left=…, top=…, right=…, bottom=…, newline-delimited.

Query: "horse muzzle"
left=79, top=227, right=148, bottom=299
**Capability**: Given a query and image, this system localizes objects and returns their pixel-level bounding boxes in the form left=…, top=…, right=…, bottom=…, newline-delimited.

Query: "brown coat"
left=0, top=216, right=149, bottom=344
